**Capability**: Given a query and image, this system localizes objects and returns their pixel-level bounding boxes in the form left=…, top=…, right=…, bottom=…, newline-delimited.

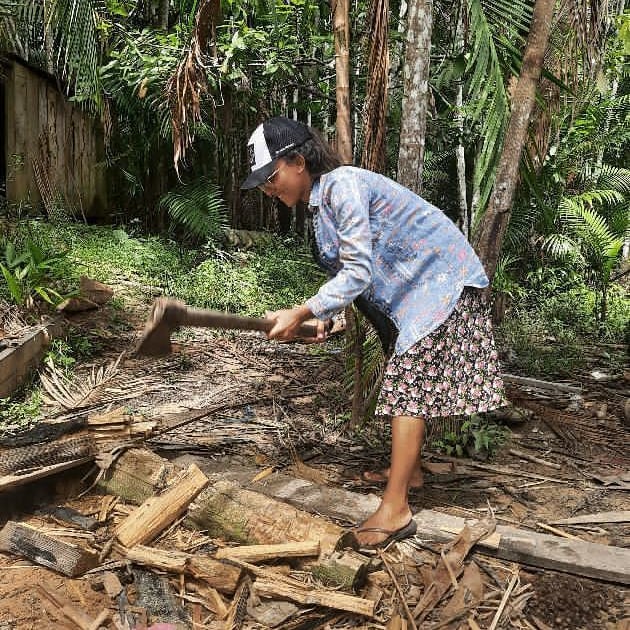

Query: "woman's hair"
left=283, top=127, right=343, bottom=179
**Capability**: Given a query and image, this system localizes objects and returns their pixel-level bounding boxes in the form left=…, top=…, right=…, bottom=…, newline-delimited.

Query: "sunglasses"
left=257, top=163, right=286, bottom=191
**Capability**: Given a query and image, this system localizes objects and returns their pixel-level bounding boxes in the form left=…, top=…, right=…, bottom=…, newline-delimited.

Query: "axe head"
left=135, top=298, right=187, bottom=357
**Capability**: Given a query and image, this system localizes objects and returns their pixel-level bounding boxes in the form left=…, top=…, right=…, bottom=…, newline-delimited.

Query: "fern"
left=159, top=177, right=228, bottom=240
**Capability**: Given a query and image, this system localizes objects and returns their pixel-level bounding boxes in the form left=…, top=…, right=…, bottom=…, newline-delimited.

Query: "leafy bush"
left=432, top=415, right=509, bottom=459
left=0, top=239, right=68, bottom=308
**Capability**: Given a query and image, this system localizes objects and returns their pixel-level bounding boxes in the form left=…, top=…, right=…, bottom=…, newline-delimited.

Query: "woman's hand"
left=265, top=306, right=328, bottom=343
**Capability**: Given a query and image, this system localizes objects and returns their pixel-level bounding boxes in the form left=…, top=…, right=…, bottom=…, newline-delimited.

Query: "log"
left=123, top=544, right=242, bottom=594
left=215, top=541, right=320, bottom=563
left=115, top=463, right=209, bottom=547
left=187, top=479, right=342, bottom=556
left=0, top=521, right=99, bottom=577
left=124, top=544, right=189, bottom=573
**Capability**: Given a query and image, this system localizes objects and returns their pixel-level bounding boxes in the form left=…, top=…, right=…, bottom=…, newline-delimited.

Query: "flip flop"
left=335, top=518, right=417, bottom=552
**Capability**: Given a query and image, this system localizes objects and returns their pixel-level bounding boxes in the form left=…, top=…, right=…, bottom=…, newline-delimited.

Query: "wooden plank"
left=0, top=457, right=94, bottom=492
left=0, top=521, right=99, bottom=577
left=412, top=510, right=630, bottom=585
left=11, top=62, right=28, bottom=199
left=115, top=463, right=209, bottom=547
left=5, top=63, right=16, bottom=195
left=26, top=67, right=41, bottom=205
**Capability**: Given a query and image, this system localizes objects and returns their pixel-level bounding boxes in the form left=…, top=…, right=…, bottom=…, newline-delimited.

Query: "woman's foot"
left=362, top=466, right=424, bottom=488
left=352, top=503, right=414, bottom=548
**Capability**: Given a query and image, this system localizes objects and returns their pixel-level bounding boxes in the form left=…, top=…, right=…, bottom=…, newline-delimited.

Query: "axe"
left=135, top=298, right=319, bottom=356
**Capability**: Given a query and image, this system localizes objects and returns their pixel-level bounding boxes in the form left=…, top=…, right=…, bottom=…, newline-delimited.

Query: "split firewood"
left=0, top=521, right=99, bottom=577
left=123, top=544, right=242, bottom=594
left=102, top=571, right=124, bottom=599
left=224, top=576, right=252, bottom=630
left=188, top=580, right=229, bottom=619
left=115, top=463, right=209, bottom=547
left=311, top=549, right=371, bottom=591
left=227, top=558, right=375, bottom=617
left=56, top=296, right=99, bottom=313
left=253, top=577, right=375, bottom=617
left=80, top=276, right=114, bottom=305
left=215, top=541, right=320, bottom=563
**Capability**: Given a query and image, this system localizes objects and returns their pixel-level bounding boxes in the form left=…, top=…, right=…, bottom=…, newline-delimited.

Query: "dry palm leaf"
left=40, top=352, right=156, bottom=410
left=166, top=0, right=221, bottom=176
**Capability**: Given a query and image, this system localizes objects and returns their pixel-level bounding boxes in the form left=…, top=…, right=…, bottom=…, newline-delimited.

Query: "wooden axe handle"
left=181, top=307, right=320, bottom=337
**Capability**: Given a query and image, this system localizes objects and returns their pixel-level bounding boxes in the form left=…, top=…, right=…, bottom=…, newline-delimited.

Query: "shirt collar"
left=308, top=176, right=323, bottom=211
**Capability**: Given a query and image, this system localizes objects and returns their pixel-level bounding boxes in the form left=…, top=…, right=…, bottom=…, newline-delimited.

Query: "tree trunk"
left=333, top=0, right=362, bottom=426
left=396, top=0, right=433, bottom=194
left=361, top=0, right=389, bottom=173
left=472, top=0, right=556, bottom=281
left=454, top=1, right=468, bottom=237
left=333, top=0, right=352, bottom=163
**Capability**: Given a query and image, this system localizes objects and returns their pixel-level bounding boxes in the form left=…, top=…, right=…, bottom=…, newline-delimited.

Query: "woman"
left=241, top=116, right=507, bottom=550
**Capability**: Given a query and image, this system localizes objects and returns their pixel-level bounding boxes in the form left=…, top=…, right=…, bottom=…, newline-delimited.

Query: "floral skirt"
left=375, top=288, right=508, bottom=420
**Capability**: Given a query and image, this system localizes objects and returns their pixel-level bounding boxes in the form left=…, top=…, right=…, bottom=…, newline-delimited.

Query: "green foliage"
left=44, top=333, right=99, bottom=374
left=0, top=239, right=68, bottom=307
left=6, top=221, right=325, bottom=317
left=159, top=178, right=228, bottom=240
left=0, top=390, right=42, bottom=433
left=432, top=415, right=509, bottom=459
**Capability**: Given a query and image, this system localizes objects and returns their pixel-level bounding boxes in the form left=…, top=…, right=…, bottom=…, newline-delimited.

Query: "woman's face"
left=258, top=157, right=311, bottom=206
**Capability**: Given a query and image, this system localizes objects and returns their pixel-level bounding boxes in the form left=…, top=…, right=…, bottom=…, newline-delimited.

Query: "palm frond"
left=465, top=0, right=516, bottom=216
left=40, top=352, right=157, bottom=410
left=159, top=177, right=228, bottom=240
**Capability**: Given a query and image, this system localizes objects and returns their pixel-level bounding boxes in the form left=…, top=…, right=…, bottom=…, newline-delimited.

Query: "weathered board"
left=3, top=58, right=107, bottom=216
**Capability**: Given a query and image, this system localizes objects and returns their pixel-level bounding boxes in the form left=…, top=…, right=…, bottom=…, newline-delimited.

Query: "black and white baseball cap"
left=241, top=116, right=312, bottom=189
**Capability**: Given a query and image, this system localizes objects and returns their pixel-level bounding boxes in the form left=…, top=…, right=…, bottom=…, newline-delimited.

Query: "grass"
left=1, top=221, right=326, bottom=317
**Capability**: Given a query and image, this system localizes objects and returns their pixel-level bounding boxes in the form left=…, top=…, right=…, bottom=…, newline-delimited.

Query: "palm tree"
left=473, top=0, right=556, bottom=280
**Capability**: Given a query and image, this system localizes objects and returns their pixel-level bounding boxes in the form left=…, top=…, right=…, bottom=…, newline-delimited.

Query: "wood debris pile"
left=3, top=433, right=628, bottom=629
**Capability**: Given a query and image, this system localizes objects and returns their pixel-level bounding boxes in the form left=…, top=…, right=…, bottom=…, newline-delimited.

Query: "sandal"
left=335, top=518, right=417, bottom=552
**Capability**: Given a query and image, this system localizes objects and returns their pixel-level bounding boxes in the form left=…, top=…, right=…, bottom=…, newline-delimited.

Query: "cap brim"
left=240, top=160, right=278, bottom=190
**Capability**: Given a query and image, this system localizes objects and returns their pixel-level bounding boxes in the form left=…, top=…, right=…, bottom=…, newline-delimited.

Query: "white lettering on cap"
left=247, top=124, right=273, bottom=171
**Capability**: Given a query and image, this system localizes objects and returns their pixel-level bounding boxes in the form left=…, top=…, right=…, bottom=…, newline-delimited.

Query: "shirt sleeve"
left=305, top=175, right=373, bottom=321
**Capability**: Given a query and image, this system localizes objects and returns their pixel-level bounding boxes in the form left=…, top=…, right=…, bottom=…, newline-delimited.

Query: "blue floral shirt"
left=305, top=166, right=489, bottom=355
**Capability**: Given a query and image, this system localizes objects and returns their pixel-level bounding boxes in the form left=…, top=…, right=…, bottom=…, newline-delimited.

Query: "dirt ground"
left=0, top=294, right=629, bottom=629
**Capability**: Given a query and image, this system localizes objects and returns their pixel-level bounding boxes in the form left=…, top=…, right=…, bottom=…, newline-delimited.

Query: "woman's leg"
left=354, top=414, right=425, bottom=547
